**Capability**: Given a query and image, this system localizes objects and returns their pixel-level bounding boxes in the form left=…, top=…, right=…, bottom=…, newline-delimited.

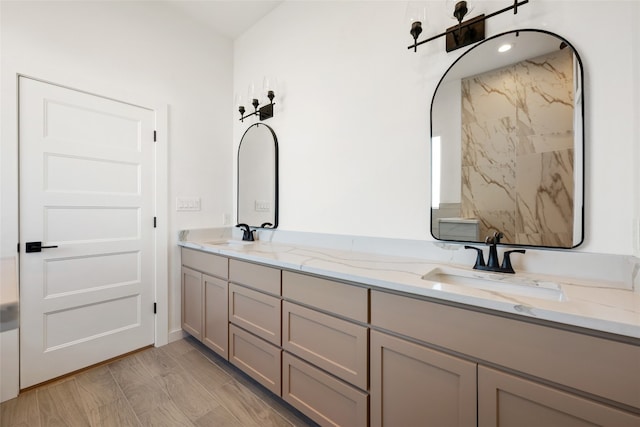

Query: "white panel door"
left=19, top=77, right=156, bottom=388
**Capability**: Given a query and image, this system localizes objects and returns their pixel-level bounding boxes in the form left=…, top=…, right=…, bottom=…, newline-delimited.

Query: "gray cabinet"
left=283, top=352, right=368, bottom=427
left=282, top=271, right=370, bottom=427
left=181, top=248, right=640, bottom=427
left=203, top=274, right=228, bottom=357
left=181, top=266, right=203, bottom=340
left=229, top=283, right=281, bottom=345
left=370, top=330, right=477, bottom=427
left=181, top=248, right=229, bottom=359
left=229, top=323, right=281, bottom=395
left=478, top=366, right=640, bottom=427
left=371, top=289, right=640, bottom=426
left=282, top=301, right=368, bottom=389
left=228, top=259, right=283, bottom=395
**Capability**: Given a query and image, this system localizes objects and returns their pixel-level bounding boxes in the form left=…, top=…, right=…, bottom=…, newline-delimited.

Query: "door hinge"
left=153, top=302, right=157, bottom=314
left=17, top=242, right=20, bottom=253
left=153, top=217, right=157, bottom=228
left=153, top=130, right=157, bottom=142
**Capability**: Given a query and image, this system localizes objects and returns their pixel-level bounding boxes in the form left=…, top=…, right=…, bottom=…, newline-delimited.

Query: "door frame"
left=5, top=68, right=169, bottom=351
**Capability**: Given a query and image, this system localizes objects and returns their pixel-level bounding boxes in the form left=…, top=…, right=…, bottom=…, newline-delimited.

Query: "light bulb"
left=406, top=2, right=427, bottom=49
left=405, top=1, right=427, bottom=26
left=247, top=82, right=259, bottom=110
left=262, top=76, right=277, bottom=104
left=235, top=93, right=245, bottom=109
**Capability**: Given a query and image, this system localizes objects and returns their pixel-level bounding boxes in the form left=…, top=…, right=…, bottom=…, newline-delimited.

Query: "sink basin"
left=422, top=267, right=566, bottom=302
left=204, top=239, right=254, bottom=247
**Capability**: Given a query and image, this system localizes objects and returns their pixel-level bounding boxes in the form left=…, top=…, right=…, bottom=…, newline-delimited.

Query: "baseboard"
left=167, top=328, right=187, bottom=344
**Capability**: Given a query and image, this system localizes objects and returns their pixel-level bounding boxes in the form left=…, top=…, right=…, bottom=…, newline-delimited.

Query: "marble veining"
left=461, top=48, right=575, bottom=246
left=179, top=230, right=640, bottom=339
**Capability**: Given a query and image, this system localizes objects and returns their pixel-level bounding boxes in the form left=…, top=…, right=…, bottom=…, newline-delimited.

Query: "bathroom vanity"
left=179, top=233, right=640, bottom=427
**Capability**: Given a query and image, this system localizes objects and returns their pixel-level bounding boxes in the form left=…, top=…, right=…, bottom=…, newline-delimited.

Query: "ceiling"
left=162, top=0, right=283, bottom=39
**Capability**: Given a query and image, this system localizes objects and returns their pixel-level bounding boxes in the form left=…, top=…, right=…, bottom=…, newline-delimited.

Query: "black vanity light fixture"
left=408, top=0, right=529, bottom=53
left=238, top=78, right=276, bottom=122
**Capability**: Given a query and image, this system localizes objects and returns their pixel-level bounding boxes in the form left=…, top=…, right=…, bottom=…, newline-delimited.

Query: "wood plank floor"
left=1, top=336, right=319, bottom=427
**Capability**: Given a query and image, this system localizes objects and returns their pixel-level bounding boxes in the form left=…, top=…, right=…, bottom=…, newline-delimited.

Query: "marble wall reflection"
left=460, top=48, right=574, bottom=246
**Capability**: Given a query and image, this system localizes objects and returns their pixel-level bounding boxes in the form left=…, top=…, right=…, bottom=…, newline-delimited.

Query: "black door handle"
left=25, top=242, right=58, bottom=253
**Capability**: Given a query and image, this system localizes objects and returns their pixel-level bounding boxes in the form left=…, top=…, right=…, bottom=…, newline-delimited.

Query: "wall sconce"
left=408, top=0, right=529, bottom=53
left=238, top=78, right=276, bottom=122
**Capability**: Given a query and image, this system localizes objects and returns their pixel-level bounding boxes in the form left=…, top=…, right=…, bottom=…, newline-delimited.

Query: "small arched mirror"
left=431, top=29, right=584, bottom=248
left=237, top=123, right=278, bottom=228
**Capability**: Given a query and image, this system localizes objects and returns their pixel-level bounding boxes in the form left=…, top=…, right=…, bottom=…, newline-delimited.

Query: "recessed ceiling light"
left=498, top=43, right=512, bottom=53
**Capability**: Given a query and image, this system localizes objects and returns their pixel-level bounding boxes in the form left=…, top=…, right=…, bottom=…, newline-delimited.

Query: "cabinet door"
left=181, top=247, right=228, bottom=279
left=181, top=266, right=203, bottom=340
left=203, top=274, right=228, bottom=359
left=283, top=301, right=368, bottom=389
left=229, top=259, right=280, bottom=295
left=478, top=366, right=640, bottom=427
left=283, top=352, right=368, bottom=427
left=370, top=330, right=477, bottom=427
left=282, top=271, right=368, bottom=322
left=228, top=283, right=281, bottom=345
left=229, top=324, right=282, bottom=396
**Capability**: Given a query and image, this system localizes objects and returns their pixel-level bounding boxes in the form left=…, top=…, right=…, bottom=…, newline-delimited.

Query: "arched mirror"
left=237, top=123, right=278, bottom=228
left=431, top=29, right=584, bottom=248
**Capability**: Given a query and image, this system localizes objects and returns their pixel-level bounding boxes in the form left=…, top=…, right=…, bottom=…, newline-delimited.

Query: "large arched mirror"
left=237, top=123, right=278, bottom=228
left=431, top=29, right=584, bottom=248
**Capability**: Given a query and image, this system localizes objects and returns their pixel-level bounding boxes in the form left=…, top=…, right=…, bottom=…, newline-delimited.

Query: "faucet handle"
left=501, top=249, right=526, bottom=274
left=464, top=245, right=486, bottom=269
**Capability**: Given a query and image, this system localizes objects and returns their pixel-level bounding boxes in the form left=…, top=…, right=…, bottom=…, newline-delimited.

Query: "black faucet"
left=236, top=223, right=255, bottom=241
left=464, top=231, right=525, bottom=274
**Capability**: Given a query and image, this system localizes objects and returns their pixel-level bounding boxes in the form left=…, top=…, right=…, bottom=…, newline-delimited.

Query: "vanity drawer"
left=228, top=283, right=281, bottom=345
left=283, top=352, right=368, bottom=427
left=229, top=259, right=281, bottom=295
left=283, top=301, right=368, bottom=390
left=371, top=290, right=640, bottom=410
left=181, top=247, right=228, bottom=279
left=229, top=324, right=282, bottom=396
left=282, top=271, right=368, bottom=323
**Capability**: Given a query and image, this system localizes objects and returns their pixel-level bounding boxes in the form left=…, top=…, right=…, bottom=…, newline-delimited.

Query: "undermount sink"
left=422, top=267, right=566, bottom=302
left=204, top=239, right=254, bottom=247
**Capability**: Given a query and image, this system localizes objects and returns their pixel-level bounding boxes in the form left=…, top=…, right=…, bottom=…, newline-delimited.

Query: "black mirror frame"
left=430, top=28, right=585, bottom=249
left=237, top=122, right=279, bottom=229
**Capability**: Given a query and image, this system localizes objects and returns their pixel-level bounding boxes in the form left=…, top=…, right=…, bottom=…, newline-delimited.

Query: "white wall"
left=234, top=0, right=640, bottom=256
left=1, top=1, right=234, bottom=339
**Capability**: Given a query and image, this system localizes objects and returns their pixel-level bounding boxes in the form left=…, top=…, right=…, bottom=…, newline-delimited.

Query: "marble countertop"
left=179, top=233, right=640, bottom=340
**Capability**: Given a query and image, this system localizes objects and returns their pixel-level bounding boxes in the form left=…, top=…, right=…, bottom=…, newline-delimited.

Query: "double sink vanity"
left=190, top=25, right=640, bottom=426
left=179, top=230, right=640, bottom=427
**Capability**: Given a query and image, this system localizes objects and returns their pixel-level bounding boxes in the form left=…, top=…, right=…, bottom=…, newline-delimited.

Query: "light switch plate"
left=254, top=200, right=271, bottom=212
left=176, top=197, right=201, bottom=211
